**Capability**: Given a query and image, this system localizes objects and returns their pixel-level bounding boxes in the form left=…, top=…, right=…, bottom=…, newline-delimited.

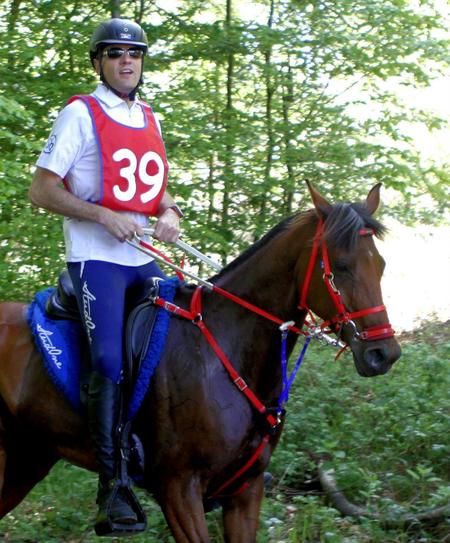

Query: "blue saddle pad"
left=27, top=277, right=180, bottom=419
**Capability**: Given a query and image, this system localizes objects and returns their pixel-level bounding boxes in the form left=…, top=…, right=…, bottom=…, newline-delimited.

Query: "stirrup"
left=95, top=420, right=147, bottom=536
left=94, top=479, right=147, bottom=537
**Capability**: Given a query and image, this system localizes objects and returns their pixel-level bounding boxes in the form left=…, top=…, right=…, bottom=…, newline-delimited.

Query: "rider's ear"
left=366, top=183, right=382, bottom=215
left=306, top=179, right=332, bottom=218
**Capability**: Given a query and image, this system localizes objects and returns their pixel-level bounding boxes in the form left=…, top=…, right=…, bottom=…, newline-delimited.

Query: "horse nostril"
left=363, top=347, right=389, bottom=374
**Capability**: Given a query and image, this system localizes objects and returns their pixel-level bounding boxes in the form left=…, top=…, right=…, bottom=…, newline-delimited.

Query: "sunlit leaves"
left=0, top=0, right=449, bottom=300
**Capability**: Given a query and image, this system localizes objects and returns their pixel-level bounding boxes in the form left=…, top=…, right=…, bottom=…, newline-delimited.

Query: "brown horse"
left=0, top=183, right=401, bottom=542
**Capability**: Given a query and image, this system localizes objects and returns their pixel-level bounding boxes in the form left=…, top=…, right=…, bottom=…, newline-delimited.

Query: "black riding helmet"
left=89, top=18, right=148, bottom=99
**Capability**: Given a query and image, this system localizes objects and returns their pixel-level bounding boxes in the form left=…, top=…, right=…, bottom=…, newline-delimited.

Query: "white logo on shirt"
left=43, top=134, right=57, bottom=154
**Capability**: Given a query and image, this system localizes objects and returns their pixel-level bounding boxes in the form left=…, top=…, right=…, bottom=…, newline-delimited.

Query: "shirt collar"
left=92, top=84, right=141, bottom=111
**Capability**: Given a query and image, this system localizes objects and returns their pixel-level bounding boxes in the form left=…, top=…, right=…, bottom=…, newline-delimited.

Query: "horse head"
left=297, top=181, right=401, bottom=377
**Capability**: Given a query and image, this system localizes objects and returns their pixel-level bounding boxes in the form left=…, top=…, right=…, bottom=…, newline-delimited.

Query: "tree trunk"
left=255, top=0, right=276, bottom=238
left=111, top=0, right=121, bottom=18
left=281, top=57, right=296, bottom=214
left=7, top=0, right=22, bottom=32
left=221, top=0, right=234, bottom=254
left=318, top=462, right=450, bottom=528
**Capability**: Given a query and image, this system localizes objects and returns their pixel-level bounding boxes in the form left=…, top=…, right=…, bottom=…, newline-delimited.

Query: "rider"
left=29, top=18, right=183, bottom=532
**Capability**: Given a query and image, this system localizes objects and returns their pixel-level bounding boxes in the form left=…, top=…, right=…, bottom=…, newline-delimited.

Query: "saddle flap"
left=125, top=278, right=162, bottom=383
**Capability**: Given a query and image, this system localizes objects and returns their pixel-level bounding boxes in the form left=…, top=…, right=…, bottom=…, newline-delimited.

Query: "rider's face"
left=94, top=45, right=143, bottom=95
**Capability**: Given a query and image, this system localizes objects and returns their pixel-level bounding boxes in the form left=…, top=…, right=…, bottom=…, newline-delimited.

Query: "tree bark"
left=111, top=0, right=121, bottom=18
left=221, top=0, right=234, bottom=249
left=256, top=0, right=276, bottom=237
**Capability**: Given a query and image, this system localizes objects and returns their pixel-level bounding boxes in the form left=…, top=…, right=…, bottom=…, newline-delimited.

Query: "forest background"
left=0, top=0, right=449, bottom=542
left=0, top=0, right=449, bottom=301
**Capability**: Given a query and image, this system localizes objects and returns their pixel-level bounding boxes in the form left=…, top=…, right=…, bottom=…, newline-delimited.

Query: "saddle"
left=45, top=270, right=162, bottom=386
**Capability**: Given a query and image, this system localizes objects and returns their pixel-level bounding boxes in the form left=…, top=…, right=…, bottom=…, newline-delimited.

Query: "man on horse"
left=29, top=17, right=183, bottom=534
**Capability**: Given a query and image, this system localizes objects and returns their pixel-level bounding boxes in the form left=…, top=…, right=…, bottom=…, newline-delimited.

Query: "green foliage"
left=263, top=329, right=450, bottom=542
left=273, top=341, right=450, bottom=487
left=0, top=0, right=449, bottom=301
left=0, top=327, right=448, bottom=542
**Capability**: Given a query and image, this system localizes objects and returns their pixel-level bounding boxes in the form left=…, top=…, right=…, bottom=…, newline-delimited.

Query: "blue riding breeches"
left=67, top=260, right=167, bottom=383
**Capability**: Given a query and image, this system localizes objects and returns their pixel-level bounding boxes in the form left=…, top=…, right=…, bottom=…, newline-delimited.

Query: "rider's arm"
left=29, top=166, right=144, bottom=242
left=152, top=191, right=182, bottom=243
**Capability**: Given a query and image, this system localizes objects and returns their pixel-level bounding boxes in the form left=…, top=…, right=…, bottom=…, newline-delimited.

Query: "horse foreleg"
left=221, top=474, right=265, bottom=543
left=159, top=476, right=211, bottom=543
left=0, top=424, right=59, bottom=518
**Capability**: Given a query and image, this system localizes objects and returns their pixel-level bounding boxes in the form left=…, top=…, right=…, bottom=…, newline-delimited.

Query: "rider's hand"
left=99, top=208, right=144, bottom=242
left=153, top=208, right=181, bottom=243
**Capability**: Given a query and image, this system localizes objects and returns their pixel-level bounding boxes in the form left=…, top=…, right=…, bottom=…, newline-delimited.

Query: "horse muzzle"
left=350, top=337, right=402, bottom=377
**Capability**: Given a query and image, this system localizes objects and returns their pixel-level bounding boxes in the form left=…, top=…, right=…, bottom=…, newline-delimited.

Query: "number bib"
left=67, top=95, right=168, bottom=215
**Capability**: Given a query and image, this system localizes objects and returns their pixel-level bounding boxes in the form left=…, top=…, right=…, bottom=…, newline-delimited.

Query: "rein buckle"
left=192, top=314, right=203, bottom=325
left=279, top=320, right=295, bottom=333
left=234, top=376, right=248, bottom=391
left=264, top=407, right=285, bottom=434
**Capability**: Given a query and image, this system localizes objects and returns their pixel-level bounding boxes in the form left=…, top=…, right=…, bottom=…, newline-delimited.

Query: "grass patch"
left=0, top=322, right=448, bottom=542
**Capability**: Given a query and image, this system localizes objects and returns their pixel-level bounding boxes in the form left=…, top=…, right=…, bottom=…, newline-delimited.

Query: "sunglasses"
left=102, top=47, right=144, bottom=59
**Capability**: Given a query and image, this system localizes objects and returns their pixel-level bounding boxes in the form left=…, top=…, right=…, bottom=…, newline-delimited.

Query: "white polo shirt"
left=36, top=84, right=159, bottom=265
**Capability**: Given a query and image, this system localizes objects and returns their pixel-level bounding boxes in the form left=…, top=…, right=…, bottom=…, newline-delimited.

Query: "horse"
left=0, top=182, right=401, bottom=542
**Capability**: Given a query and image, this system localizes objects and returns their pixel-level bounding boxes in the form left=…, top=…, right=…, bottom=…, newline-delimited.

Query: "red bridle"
left=299, top=220, right=395, bottom=342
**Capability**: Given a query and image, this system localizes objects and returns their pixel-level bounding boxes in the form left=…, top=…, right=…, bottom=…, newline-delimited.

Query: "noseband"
left=299, top=220, right=395, bottom=342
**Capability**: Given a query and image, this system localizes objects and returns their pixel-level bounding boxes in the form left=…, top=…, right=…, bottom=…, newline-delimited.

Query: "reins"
left=127, top=219, right=395, bottom=498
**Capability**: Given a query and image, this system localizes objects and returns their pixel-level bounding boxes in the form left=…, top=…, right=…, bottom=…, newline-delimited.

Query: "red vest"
left=67, top=95, right=168, bottom=215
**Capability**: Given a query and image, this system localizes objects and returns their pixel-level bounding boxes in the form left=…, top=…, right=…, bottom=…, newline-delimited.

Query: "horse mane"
left=213, top=200, right=386, bottom=280
left=321, top=202, right=387, bottom=252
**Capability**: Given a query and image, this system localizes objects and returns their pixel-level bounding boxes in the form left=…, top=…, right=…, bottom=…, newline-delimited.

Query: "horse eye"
left=334, top=261, right=349, bottom=273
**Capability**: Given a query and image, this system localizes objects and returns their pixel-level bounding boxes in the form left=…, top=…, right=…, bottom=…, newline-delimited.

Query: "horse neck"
left=213, top=220, right=314, bottom=320
left=203, top=221, right=314, bottom=399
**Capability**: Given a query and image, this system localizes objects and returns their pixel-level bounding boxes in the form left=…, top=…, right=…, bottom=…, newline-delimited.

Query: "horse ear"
left=306, top=180, right=332, bottom=218
left=366, top=183, right=382, bottom=215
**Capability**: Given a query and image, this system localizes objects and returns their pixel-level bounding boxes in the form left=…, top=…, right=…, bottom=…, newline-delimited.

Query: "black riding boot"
left=87, top=371, right=138, bottom=528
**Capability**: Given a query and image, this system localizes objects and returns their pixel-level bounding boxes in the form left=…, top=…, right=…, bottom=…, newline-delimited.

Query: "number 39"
left=112, top=148, right=164, bottom=203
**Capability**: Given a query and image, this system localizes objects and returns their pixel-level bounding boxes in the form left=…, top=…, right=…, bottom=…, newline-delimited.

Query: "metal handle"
left=126, top=236, right=215, bottom=289
left=140, top=228, right=222, bottom=272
